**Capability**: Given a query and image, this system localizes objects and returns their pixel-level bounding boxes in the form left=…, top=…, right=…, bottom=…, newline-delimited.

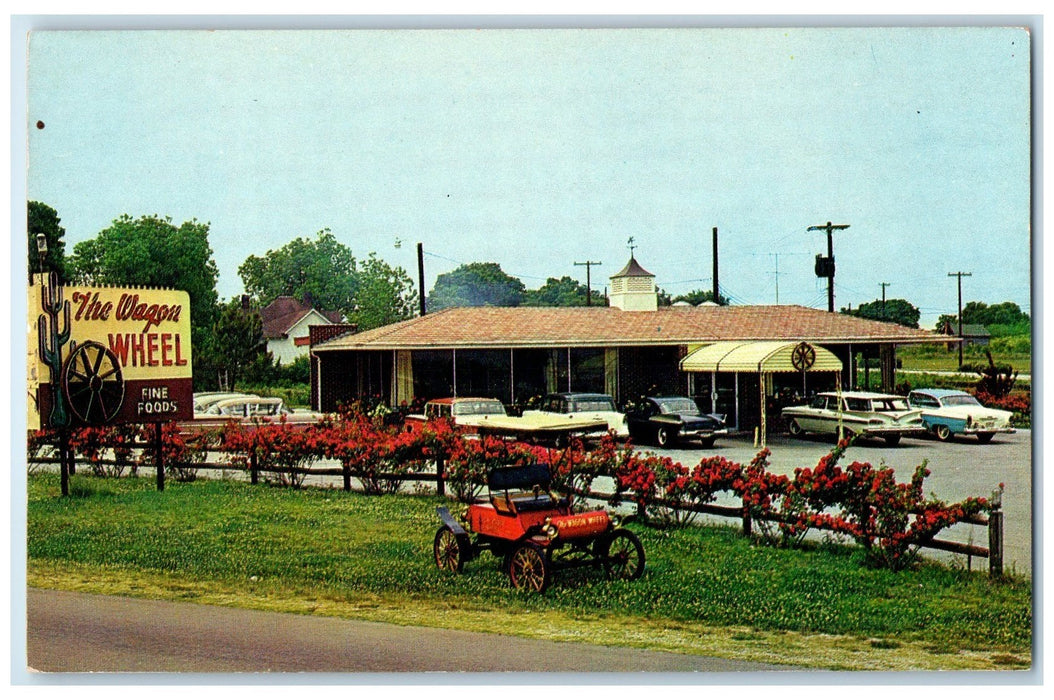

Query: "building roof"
left=313, top=304, right=944, bottom=352
left=611, top=255, right=654, bottom=279
left=961, top=324, right=991, bottom=338
left=259, top=296, right=342, bottom=339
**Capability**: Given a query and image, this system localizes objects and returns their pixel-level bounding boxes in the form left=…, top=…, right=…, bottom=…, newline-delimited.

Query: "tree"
left=962, top=301, right=1030, bottom=327
left=28, top=201, right=68, bottom=282
left=238, top=229, right=358, bottom=317
left=841, top=298, right=920, bottom=328
left=427, top=262, right=526, bottom=310
left=210, top=298, right=271, bottom=389
left=68, top=214, right=220, bottom=353
left=670, top=289, right=728, bottom=306
left=350, top=253, right=418, bottom=330
left=523, top=276, right=590, bottom=307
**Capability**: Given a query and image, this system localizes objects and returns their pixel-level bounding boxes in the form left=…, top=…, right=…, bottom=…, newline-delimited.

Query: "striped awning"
left=680, top=341, right=842, bottom=373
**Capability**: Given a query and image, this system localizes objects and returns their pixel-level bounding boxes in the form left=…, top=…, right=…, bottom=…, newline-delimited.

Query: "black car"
left=625, top=396, right=727, bottom=448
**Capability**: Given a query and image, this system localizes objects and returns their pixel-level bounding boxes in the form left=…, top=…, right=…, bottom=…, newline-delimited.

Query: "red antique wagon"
left=433, top=463, right=645, bottom=592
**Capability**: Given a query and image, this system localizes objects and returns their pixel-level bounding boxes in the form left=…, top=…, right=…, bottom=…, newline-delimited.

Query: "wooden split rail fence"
left=28, top=441, right=1004, bottom=578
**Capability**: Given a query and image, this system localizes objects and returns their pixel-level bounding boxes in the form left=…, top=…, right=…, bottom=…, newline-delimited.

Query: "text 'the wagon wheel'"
left=791, top=342, right=816, bottom=372
left=61, top=341, right=125, bottom=425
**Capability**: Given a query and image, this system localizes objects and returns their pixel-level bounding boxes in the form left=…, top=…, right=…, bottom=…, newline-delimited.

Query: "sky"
left=21, top=23, right=1033, bottom=328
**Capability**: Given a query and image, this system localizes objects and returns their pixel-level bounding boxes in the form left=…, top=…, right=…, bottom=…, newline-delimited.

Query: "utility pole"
left=807, top=221, right=850, bottom=312
left=948, top=271, right=972, bottom=367
left=880, top=282, right=891, bottom=319
left=417, top=242, right=426, bottom=317
left=712, top=227, right=720, bottom=304
left=574, top=260, right=602, bottom=306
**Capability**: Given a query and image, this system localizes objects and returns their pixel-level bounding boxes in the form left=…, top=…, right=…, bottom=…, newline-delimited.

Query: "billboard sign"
left=30, top=275, right=193, bottom=429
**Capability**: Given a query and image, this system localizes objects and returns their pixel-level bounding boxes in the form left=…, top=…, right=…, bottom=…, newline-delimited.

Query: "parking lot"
left=643, top=428, right=1033, bottom=576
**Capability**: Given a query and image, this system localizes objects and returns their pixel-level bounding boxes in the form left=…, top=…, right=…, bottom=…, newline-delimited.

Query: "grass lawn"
left=26, top=472, right=1032, bottom=671
left=897, top=344, right=1031, bottom=375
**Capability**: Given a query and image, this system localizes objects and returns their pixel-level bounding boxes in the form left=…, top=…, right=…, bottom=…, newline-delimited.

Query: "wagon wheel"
left=61, top=341, right=125, bottom=425
left=508, top=542, right=551, bottom=592
left=433, top=526, right=467, bottom=573
left=791, top=342, right=816, bottom=372
left=598, top=528, right=645, bottom=581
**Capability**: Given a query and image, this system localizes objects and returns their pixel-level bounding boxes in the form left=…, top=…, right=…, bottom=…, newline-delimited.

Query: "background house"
left=259, top=296, right=343, bottom=365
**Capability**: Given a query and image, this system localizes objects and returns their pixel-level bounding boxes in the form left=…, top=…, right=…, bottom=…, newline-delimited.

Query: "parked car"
left=407, top=397, right=509, bottom=430
left=782, top=391, right=926, bottom=446
left=189, top=393, right=324, bottom=427
left=906, top=389, right=1016, bottom=443
left=522, top=392, right=628, bottom=438
left=625, top=396, right=727, bottom=448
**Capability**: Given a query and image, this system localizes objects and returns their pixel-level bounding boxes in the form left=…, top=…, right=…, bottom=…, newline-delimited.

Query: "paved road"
left=25, top=588, right=794, bottom=675
left=648, top=428, right=1033, bottom=575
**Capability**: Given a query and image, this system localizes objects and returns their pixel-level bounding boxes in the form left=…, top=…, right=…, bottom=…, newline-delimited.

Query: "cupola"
left=609, top=255, right=657, bottom=311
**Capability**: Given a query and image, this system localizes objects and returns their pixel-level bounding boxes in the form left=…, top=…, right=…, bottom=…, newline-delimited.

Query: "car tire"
left=698, top=436, right=716, bottom=449
left=655, top=426, right=676, bottom=447
left=976, top=432, right=995, bottom=444
left=787, top=419, right=804, bottom=437
left=884, top=434, right=902, bottom=447
left=934, top=424, right=952, bottom=442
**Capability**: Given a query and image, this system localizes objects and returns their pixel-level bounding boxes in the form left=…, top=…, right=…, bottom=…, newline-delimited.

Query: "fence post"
left=436, top=457, right=446, bottom=497
left=742, top=501, right=752, bottom=538
left=154, top=422, right=165, bottom=492
left=59, top=430, right=70, bottom=497
left=250, top=451, right=259, bottom=485
left=988, top=509, right=1004, bottom=578
left=342, top=460, right=351, bottom=492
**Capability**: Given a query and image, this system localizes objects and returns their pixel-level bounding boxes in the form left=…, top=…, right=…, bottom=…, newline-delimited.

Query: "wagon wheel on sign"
left=61, top=341, right=125, bottom=425
left=791, top=342, right=816, bottom=372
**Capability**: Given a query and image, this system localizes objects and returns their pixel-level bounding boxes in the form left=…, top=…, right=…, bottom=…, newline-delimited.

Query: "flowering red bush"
left=976, top=390, right=1031, bottom=419
left=221, top=417, right=326, bottom=488
left=66, top=423, right=142, bottom=477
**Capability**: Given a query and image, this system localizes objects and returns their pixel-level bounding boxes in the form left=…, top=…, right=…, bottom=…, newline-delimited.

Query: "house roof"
left=313, top=304, right=944, bottom=352
left=259, top=296, right=342, bottom=339
left=961, top=324, right=991, bottom=337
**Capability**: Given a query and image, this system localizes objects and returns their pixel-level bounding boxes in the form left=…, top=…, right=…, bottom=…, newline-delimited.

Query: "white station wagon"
left=782, top=391, right=927, bottom=446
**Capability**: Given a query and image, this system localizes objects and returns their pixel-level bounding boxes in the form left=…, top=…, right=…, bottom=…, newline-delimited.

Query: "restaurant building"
left=310, top=256, right=947, bottom=435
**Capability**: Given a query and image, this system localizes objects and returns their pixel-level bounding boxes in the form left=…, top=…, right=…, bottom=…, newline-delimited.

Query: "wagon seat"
left=487, top=464, right=570, bottom=516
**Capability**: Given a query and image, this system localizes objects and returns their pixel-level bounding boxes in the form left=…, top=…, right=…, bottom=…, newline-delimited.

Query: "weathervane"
left=627, top=236, right=637, bottom=256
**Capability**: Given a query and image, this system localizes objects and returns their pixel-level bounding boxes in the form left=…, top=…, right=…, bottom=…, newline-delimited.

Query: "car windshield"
left=453, top=401, right=505, bottom=416
left=941, top=394, right=982, bottom=407
left=572, top=399, right=616, bottom=412
left=658, top=399, right=698, bottom=415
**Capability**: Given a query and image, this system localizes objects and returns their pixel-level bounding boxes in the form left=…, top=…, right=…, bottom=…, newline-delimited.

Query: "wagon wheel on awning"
left=61, top=341, right=125, bottom=425
left=791, top=342, right=817, bottom=372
